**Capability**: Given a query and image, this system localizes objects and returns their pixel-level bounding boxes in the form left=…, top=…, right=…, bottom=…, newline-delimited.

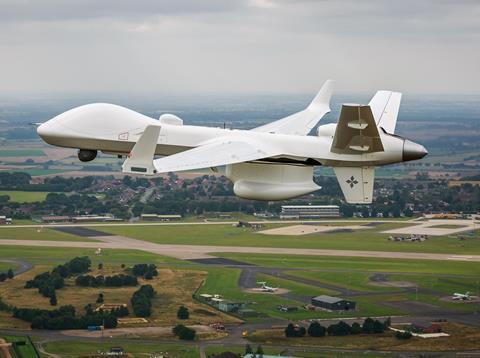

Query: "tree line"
left=285, top=317, right=391, bottom=338
left=75, top=274, right=138, bottom=287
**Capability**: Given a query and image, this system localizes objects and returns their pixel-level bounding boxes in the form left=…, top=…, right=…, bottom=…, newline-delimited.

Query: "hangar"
left=311, top=295, right=356, bottom=311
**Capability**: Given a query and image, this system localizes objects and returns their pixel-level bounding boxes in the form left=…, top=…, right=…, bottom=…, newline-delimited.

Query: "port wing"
left=122, top=125, right=281, bottom=175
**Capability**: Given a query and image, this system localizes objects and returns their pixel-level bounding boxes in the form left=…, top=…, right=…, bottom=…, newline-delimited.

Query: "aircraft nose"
left=403, top=139, right=428, bottom=162
left=37, top=119, right=61, bottom=141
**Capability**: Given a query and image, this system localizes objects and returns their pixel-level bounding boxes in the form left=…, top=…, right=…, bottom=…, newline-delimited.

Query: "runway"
left=1, top=235, right=479, bottom=261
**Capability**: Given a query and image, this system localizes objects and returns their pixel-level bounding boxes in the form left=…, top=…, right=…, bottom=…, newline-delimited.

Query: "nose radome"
left=403, top=139, right=428, bottom=162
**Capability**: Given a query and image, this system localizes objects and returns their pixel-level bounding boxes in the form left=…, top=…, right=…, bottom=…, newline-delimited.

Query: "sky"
left=0, top=0, right=479, bottom=96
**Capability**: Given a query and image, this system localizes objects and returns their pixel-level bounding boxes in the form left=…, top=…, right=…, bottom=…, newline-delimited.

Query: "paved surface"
left=383, top=219, right=479, bottom=236
left=52, top=226, right=110, bottom=237
left=0, top=259, right=33, bottom=275
left=0, top=219, right=410, bottom=229
left=1, top=235, right=480, bottom=261
left=258, top=224, right=368, bottom=236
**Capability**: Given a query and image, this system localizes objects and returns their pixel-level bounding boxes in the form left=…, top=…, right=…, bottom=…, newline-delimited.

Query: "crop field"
left=0, top=227, right=98, bottom=242
left=0, top=190, right=49, bottom=202
left=95, top=222, right=480, bottom=255
left=0, top=149, right=45, bottom=157
left=41, top=340, right=199, bottom=358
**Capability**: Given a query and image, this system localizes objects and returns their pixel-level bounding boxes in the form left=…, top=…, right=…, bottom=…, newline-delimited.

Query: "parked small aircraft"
left=37, top=81, right=427, bottom=202
left=452, top=292, right=471, bottom=300
left=256, top=281, right=278, bottom=292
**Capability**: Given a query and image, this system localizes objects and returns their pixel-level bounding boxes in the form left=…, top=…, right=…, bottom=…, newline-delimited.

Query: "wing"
left=331, top=104, right=384, bottom=154
left=368, top=90, right=402, bottom=134
left=334, top=166, right=375, bottom=204
left=253, top=80, right=334, bottom=136
left=122, top=125, right=280, bottom=174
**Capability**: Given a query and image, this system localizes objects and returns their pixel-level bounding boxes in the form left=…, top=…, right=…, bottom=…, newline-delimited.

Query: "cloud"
left=0, top=0, right=478, bottom=95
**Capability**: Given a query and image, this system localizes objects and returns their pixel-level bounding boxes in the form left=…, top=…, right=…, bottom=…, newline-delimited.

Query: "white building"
left=280, top=205, right=340, bottom=219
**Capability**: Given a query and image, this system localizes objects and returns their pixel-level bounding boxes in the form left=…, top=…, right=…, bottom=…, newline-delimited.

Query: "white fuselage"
left=38, top=103, right=405, bottom=168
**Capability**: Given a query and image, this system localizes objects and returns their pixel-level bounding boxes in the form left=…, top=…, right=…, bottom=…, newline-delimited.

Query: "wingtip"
left=308, top=79, right=335, bottom=111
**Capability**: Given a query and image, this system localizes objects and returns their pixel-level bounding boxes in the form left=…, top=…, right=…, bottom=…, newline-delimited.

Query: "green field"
left=0, top=245, right=186, bottom=267
left=0, top=227, right=99, bottom=242
left=95, top=222, right=480, bottom=255
left=0, top=149, right=44, bottom=157
left=2, top=335, right=38, bottom=358
left=42, top=340, right=198, bottom=358
left=0, top=191, right=49, bottom=202
left=216, top=252, right=480, bottom=276
left=0, top=262, right=17, bottom=272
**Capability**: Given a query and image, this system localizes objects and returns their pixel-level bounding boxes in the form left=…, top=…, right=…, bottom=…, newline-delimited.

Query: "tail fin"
left=334, top=166, right=375, bottom=204
left=369, top=91, right=402, bottom=134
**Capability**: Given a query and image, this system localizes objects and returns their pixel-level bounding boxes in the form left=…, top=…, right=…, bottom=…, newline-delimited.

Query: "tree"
left=98, top=263, right=103, bottom=270
left=362, top=317, right=375, bottom=334
left=307, top=322, right=326, bottom=337
left=7, top=269, right=14, bottom=279
left=351, top=322, right=362, bottom=335
left=285, top=323, right=297, bottom=337
left=373, top=320, right=385, bottom=333
left=256, top=345, right=264, bottom=357
left=50, top=293, right=57, bottom=306
left=172, top=324, right=196, bottom=340
left=177, top=305, right=189, bottom=320
left=245, top=344, right=253, bottom=355
left=96, top=293, right=104, bottom=304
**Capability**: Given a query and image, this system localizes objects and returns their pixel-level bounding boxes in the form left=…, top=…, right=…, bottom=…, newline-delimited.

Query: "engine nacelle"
left=317, top=123, right=337, bottom=138
left=226, top=162, right=320, bottom=201
left=78, top=149, right=97, bottom=162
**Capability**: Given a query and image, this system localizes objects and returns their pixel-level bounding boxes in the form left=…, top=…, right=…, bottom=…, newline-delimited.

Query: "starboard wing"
left=253, top=80, right=334, bottom=136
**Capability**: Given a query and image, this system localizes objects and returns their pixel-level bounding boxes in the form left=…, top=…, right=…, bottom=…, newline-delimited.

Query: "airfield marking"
left=1, top=236, right=480, bottom=262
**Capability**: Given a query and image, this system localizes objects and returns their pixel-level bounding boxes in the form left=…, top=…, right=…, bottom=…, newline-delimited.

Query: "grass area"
left=248, top=322, right=480, bottom=351
left=216, top=253, right=480, bottom=276
left=198, top=267, right=406, bottom=320
left=204, top=344, right=285, bottom=357
left=95, top=222, right=480, bottom=254
left=0, top=149, right=44, bottom=157
left=0, top=190, right=49, bottom=202
left=255, top=273, right=338, bottom=296
left=42, top=340, right=199, bottom=357
left=0, top=227, right=98, bottom=242
left=0, top=245, right=187, bottom=267
left=0, top=263, right=239, bottom=329
left=2, top=335, right=38, bottom=357
left=284, top=271, right=394, bottom=293
left=389, top=273, right=480, bottom=295
left=0, top=262, right=17, bottom=272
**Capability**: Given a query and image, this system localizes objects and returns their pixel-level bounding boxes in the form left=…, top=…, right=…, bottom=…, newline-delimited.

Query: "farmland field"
left=0, top=149, right=44, bottom=157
